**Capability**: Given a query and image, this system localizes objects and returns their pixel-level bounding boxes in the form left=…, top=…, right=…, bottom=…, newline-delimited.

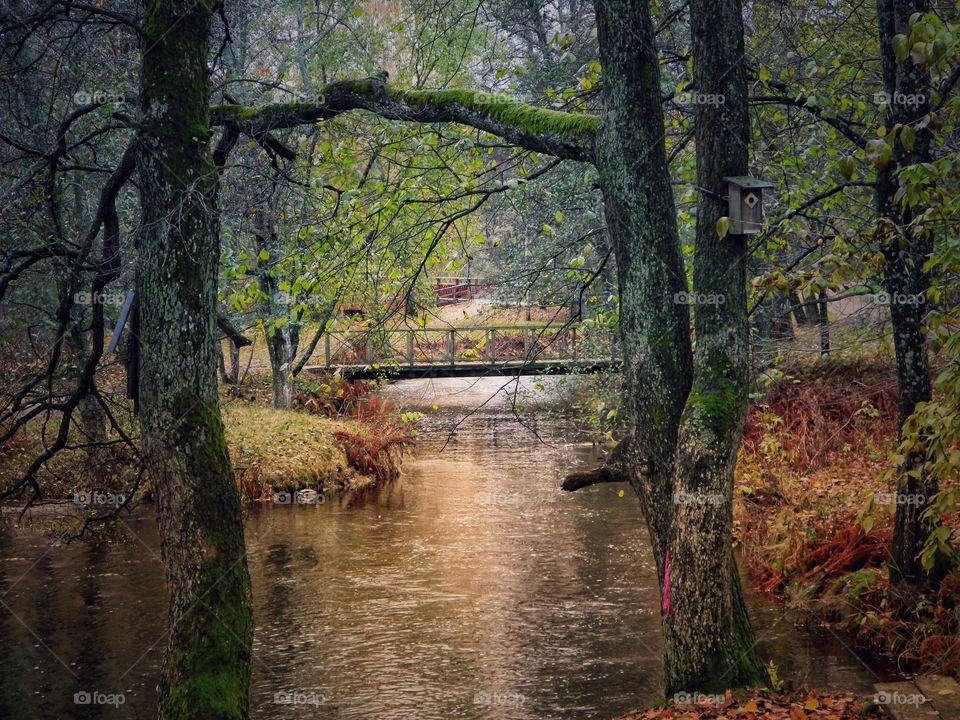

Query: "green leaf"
left=716, top=216, right=733, bottom=239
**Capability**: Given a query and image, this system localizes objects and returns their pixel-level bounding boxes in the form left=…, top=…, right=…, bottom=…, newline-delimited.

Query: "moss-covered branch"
left=210, top=79, right=598, bottom=163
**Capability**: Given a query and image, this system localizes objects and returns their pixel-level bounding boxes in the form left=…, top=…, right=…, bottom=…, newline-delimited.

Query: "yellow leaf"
left=803, top=697, right=820, bottom=710
left=743, top=699, right=760, bottom=713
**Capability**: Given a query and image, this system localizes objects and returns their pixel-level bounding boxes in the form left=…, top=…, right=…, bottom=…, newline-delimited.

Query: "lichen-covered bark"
left=662, top=0, right=769, bottom=692
left=137, top=1, right=252, bottom=717
left=874, top=0, right=941, bottom=608
left=594, top=0, right=693, bottom=576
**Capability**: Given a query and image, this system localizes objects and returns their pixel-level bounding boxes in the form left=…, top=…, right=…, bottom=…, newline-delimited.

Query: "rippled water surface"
left=1, top=377, right=878, bottom=718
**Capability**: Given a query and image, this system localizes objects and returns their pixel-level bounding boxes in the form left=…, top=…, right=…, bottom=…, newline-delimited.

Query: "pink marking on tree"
left=661, top=549, right=671, bottom=615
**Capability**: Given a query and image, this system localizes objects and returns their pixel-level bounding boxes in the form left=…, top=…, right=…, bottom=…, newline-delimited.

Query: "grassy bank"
left=0, top=377, right=414, bottom=521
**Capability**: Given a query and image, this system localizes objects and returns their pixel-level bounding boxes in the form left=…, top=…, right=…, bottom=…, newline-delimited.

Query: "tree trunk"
left=254, top=187, right=299, bottom=409
left=789, top=291, right=810, bottom=325
left=594, top=0, right=693, bottom=569
left=137, top=1, right=252, bottom=718
left=665, top=0, right=769, bottom=692
left=874, top=0, right=942, bottom=608
left=770, top=294, right=795, bottom=341
left=802, top=290, right=820, bottom=325
left=594, top=0, right=767, bottom=694
left=817, top=291, right=830, bottom=358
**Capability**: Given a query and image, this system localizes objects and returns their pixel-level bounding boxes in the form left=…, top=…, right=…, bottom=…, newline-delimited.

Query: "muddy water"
left=0, top=377, right=878, bottom=719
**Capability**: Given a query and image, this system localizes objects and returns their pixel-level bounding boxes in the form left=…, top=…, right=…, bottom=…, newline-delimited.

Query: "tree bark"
left=137, top=1, right=252, bottom=717
left=874, top=0, right=942, bottom=608
left=664, top=0, right=769, bottom=692
left=593, top=0, right=768, bottom=694
left=594, top=0, right=693, bottom=572
left=254, top=186, right=299, bottom=409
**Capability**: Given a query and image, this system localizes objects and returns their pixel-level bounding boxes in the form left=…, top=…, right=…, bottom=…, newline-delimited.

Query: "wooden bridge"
left=304, top=325, right=619, bottom=379
left=434, top=276, right=491, bottom=305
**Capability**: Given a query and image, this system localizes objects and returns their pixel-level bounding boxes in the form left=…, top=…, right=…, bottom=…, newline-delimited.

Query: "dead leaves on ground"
left=615, top=689, right=881, bottom=720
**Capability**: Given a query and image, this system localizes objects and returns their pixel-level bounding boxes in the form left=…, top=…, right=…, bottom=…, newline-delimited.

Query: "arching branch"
left=211, top=79, right=598, bottom=163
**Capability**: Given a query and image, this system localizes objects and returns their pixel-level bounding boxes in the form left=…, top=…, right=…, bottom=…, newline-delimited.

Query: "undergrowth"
left=736, top=358, right=960, bottom=679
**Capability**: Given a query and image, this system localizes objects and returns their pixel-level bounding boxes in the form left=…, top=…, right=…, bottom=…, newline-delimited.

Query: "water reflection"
left=0, top=378, right=879, bottom=719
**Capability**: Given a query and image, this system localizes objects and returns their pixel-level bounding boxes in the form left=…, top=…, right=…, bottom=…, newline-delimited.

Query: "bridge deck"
left=304, top=358, right=617, bottom=380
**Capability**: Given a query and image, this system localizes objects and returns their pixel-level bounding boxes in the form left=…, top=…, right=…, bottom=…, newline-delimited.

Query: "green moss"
left=161, top=558, right=251, bottom=719
left=393, top=87, right=600, bottom=137
left=213, top=80, right=599, bottom=143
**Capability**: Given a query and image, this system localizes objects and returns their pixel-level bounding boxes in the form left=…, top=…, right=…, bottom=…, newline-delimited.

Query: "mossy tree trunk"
left=137, top=1, right=252, bottom=718
left=663, top=0, right=769, bottom=691
left=594, top=0, right=768, bottom=695
left=594, top=0, right=693, bottom=575
left=874, top=0, right=942, bottom=609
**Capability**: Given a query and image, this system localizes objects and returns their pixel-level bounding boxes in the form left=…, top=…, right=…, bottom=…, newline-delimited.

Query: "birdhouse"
left=723, top=176, right=774, bottom=235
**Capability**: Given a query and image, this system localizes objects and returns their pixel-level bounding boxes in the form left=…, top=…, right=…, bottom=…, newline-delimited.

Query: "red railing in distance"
left=434, top=277, right=490, bottom=305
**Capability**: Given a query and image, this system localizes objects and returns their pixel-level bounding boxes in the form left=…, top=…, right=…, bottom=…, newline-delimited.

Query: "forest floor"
left=732, top=349, right=960, bottom=683
left=615, top=688, right=885, bottom=720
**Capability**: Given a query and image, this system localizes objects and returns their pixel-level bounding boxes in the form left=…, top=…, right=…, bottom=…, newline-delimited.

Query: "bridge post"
left=446, top=329, right=455, bottom=364
left=524, top=328, right=531, bottom=359
left=406, top=330, right=414, bottom=366
left=365, top=335, right=374, bottom=364
left=571, top=327, right=577, bottom=359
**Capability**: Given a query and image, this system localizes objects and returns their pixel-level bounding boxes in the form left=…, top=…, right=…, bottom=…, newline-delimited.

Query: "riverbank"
left=734, top=357, right=960, bottom=682
left=537, top=320, right=959, bottom=711
left=0, top=374, right=413, bottom=524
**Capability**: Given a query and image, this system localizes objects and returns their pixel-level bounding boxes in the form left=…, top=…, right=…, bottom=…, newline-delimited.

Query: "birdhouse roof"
left=723, top=176, right=775, bottom=189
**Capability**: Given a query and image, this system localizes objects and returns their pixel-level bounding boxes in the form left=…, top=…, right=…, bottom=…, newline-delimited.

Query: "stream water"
left=0, top=377, right=879, bottom=719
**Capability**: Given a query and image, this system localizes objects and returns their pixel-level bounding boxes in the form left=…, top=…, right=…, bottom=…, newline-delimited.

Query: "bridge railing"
left=319, top=325, right=617, bottom=368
